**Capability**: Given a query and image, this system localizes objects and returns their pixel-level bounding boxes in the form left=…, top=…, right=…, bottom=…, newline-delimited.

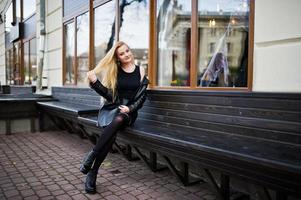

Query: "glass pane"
left=119, top=0, right=149, bottom=74
left=16, top=0, right=21, bottom=22
left=14, top=43, right=22, bottom=85
left=76, top=12, right=89, bottom=86
left=5, top=3, right=13, bottom=32
left=65, top=22, right=75, bottom=84
left=94, top=1, right=115, bottom=66
left=24, top=41, right=30, bottom=84
left=23, top=0, right=36, bottom=19
left=30, top=38, right=37, bottom=85
left=157, top=0, right=191, bottom=87
left=5, top=50, right=13, bottom=84
left=198, top=0, right=249, bottom=87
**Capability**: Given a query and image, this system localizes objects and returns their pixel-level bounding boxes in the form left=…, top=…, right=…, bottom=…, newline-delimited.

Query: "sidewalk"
left=0, top=131, right=216, bottom=200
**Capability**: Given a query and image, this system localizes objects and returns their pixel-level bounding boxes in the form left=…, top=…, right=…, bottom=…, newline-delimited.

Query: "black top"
left=117, top=65, right=141, bottom=100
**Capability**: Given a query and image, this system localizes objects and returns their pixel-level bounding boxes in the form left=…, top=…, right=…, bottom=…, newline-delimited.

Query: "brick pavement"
left=0, top=131, right=216, bottom=200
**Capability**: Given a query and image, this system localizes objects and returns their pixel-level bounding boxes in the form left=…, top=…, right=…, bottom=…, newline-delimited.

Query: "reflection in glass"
left=198, top=0, right=249, bottom=87
left=94, top=1, right=115, bottom=65
left=24, top=41, right=30, bottom=84
left=65, top=22, right=75, bottom=84
left=157, top=0, right=191, bottom=87
left=23, top=38, right=37, bottom=85
left=5, top=49, right=13, bottom=84
left=23, top=0, right=36, bottom=19
left=30, top=38, right=37, bottom=84
left=13, top=43, right=21, bottom=85
left=119, top=0, right=149, bottom=73
left=16, top=0, right=21, bottom=22
left=5, top=3, right=13, bottom=32
left=76, top=12, right=89, bottom=86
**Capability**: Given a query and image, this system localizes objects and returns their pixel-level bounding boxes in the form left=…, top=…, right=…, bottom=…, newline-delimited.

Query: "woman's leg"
left=83, top=113, right=129, bottom=193
left=80, top=113, right=129, bottom=174
left=93, top=113, right=129, bottom=153
left=85, top=135, right=116, bottom=194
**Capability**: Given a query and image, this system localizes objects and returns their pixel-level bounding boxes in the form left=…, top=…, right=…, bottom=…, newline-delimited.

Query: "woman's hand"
left=87, top=70, right=97, bottom=83
left=118, top=105, right=130, bottom=113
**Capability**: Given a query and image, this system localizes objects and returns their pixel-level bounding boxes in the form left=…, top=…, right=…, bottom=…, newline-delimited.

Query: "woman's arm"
left=87, top=71, right=113, bottom=101
left=128, top=67, right=148, bottom=113
left=128, top=89, right=147, bottom=113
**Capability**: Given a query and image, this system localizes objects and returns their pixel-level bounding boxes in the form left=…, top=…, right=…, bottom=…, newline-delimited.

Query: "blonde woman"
left=80, top=41, right=149, bottom=194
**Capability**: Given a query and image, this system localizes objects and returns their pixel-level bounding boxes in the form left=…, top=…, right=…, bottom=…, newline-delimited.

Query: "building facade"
left=0, top=0, right=300, bottom=93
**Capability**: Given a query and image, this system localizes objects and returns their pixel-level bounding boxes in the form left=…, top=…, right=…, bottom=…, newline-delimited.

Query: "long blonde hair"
left=93, top=41, right=133, bottom=97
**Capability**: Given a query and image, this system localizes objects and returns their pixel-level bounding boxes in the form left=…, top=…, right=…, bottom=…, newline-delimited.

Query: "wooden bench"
left=77, top=90, right=301, bottom=200
left=0, top=85, right=36, bottom=94
left=37, top=87, right=100, bottom=138
left=0, top=93, right=52, bottom=134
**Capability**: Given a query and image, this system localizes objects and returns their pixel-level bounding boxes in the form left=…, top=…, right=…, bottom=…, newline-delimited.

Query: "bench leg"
left=133, top=146, right=167, bottom=172
left=276, top=192, right=287, bottom=200
left=39, top=111, right=44, bottom=132
left=163, top=156, right=202, bottom=186
left=113, top=142, right=139, bottom=161
left=30, top=117, right=36, bottom=133
left=254, top=186, right=272, bottom=200
left=47, top=114, right=65, bottom=130
left=220, top=174, right=230, bottom=200
left=77, top=124, right=89, bottom=139
left=62, top=119, right=76, bottom=133
left=202, top=169, right=231, bottom=200
left=6, top=119, right=11, bottom=135
left=125, top=145, right=139, bottom=161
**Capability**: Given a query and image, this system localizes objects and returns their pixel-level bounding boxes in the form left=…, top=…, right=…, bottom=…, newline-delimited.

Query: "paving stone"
left=105, top=194, right=122, bottom=200
left=72, top=193, right=89, bottom=200
left=0, top=131, right=215, bottom=200
left=136, top=193, right=150, bottom=200
left=36, top=189, right=51, bottom=197
left=4, top=189, right=20, bottom=198
left=119, top=193, right=137, bottom=200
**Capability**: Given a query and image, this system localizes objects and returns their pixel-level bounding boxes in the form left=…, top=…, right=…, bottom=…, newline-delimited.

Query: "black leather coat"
left=90, top=76, right=149, bottom=126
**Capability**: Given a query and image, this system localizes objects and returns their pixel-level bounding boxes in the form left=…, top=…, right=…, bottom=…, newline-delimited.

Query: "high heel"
left=80, top=150, right=98, bottom=174
left=85, top=168, right=98, bottom=194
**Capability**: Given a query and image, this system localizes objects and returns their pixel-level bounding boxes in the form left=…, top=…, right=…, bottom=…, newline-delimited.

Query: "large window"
left=63, top=11, right=89, bottom=86
left=5, top=42, right=21, bottom=85
left=64, top=22, right=75, bottom=84
left=198, top=0, right=249, bottom=88
left=155, top=0, right=251, bottom=89
left=76, top=12, right=89, bottom=86
left=62, top=0, right=252, bottom=89
left=119, top=0, right=149, bottom=73
left=23, top=38, right=37, bottom=85
left=63, top=0, right=151, bottom=86
left=94, top=1, right=115, bottom=66
left=5, top=48, right=13, bottom=84
left=157, top=0, right=191, bottom=87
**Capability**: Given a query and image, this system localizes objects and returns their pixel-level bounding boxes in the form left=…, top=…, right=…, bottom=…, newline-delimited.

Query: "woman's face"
left=116, top=44, right=133, bottom=66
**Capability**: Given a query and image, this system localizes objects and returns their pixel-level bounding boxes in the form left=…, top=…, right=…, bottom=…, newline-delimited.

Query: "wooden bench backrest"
left=139, top=90, right=301, bottom=145
left=52, top=87, right=100, bottom=107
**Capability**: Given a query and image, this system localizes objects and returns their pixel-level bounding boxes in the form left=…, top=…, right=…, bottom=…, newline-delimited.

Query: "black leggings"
left=92, top=113, right=130, bottom=170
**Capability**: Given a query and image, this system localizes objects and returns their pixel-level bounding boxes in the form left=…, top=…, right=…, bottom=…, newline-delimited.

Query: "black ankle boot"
left=85, top=169, right=98, bottom=194
left=80, top=150, right=98, bottom=174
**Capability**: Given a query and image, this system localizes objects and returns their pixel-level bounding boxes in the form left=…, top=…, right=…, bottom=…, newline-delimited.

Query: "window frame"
left=23, top=36, right=37, bottom=85
left=62, top=0, right=254, bottom=90
left=150, top=0, right=254, bottom=91
left=62, top=0, right=114, bottom=86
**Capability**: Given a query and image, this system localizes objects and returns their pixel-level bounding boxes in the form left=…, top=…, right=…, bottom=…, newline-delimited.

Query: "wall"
left=1, top=0, right=301, bottom=93
left=36, top=0, right=63, bottom=89
left=253, top=0, right=301, bottom=92
left=0, top=2, right=6, bottom=85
